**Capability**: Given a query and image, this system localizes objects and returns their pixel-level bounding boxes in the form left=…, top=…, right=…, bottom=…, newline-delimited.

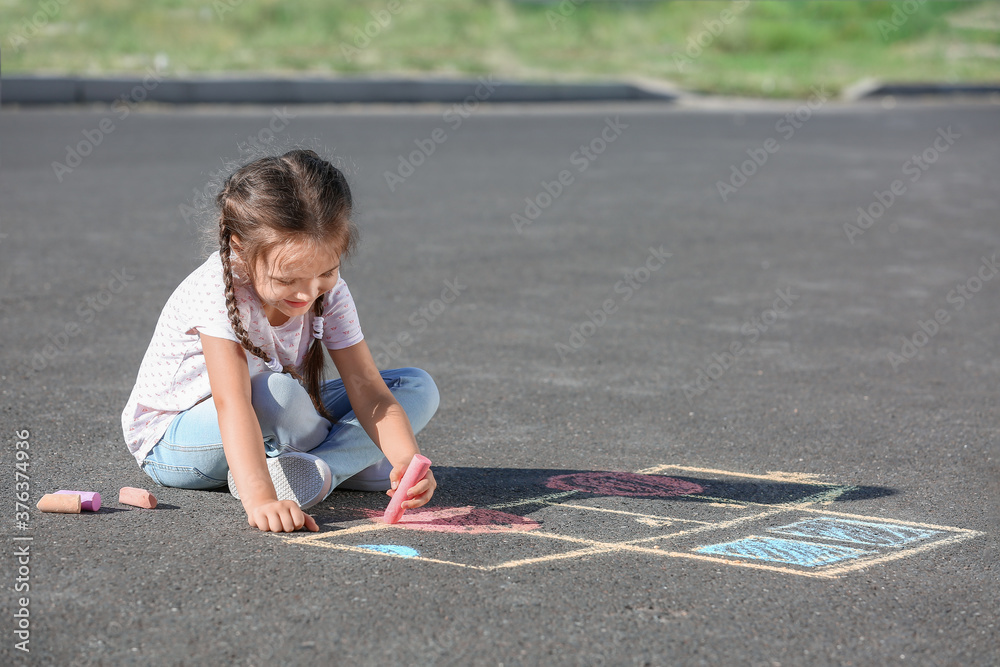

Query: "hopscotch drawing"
left=276, top=464, right=983, bottom=579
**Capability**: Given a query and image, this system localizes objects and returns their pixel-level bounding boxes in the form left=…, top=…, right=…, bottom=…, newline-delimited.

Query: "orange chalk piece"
left=383, top=454, right=432, bottom=524
left=37, top=493, right=81, bottom=514
left=119, top=487, right=157, bottom=509
left=56, top=490, right=101, bottom=512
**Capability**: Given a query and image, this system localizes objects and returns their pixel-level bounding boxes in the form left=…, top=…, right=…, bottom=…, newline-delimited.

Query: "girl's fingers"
left=303, top=513, right=320, bottom=532
left=408, top=477, right=436, bottom=497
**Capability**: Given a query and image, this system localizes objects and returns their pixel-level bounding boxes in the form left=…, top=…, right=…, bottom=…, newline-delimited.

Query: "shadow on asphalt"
left=311, top=467, right=895, bottom=529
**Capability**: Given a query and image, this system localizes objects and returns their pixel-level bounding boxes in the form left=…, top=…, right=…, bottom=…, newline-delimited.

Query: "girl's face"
left=247, top=238, right=342, bottom=326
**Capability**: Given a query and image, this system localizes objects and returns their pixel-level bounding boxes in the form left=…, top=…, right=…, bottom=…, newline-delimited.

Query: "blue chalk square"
left=768, top=517, right=940, bottom=547
left=695, top=536, right=873, bottom=567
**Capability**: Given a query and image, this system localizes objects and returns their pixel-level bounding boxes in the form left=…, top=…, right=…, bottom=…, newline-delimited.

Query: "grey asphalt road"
left=1, top=98, right=998, bottom=666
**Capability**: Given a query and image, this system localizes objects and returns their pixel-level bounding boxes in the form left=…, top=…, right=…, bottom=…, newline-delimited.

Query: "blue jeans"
left=141, top=367, right=439, bottom=498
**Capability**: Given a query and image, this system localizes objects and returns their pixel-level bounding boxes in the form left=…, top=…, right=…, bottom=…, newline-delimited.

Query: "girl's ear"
left=228, top=236, right=251, bottom=281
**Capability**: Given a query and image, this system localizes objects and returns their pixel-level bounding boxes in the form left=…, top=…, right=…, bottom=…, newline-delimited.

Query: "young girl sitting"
left=121, top=149, right=438, bottom=532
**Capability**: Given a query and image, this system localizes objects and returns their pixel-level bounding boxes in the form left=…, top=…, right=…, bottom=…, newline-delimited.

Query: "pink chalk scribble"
left=365, top=506, right=541, bottom=534
left=545, top=472, right=704, bottom=498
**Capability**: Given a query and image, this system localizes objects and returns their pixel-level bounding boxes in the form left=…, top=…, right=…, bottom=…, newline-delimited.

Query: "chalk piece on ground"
left=37, top=493, right=81, bottom=514
left=383, top=454, right=432, bottom=525
left=56, top=490, right=101, bottom=512
left=119, top=487, right=157, bottom=509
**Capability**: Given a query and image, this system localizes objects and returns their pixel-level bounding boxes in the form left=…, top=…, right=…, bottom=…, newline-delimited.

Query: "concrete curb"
left=842, top=78, right=1000, bottom=101
left=864, top=83, right=1000, bottom=98
left=0, top=75, right=676, bottom=106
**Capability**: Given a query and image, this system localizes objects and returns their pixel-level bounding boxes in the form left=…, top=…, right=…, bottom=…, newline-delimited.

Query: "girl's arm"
left=328, top=340, right=436, bottom=509
left=200, top=332, right=318, bottom=533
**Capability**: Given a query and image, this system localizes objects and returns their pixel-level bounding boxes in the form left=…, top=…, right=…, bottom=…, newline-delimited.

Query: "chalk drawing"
left=695, top=536, right=873, bottom=567
left=276, top=464, right=984, bottom=578
left=356, top=545, right=420, bottom=558
left=362, top=506, right=542, bottom=534
left=545, top=472, right=704, bottom=497
left=769, top=518, right=940, bottom=547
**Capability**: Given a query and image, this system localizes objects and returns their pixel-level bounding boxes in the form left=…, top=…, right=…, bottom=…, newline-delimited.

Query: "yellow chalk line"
left=818, top=530, right=983, bottom=576
left=487, top=491, right=579, bottom=509
left=678, top=494, right=750, bottom=507
left=621, top=508, right=788, bottom=545
left=792, top=506, right=986, bottom=533
left=633, top=549, right=839, bottom=579
left=277, top=521, right=392, bottom=546
left=637, top=464, right=835, bottom=486
left=539, top=501, right=717, bottom=525
left=486, top=545, right=619, bottom=570
left=303, top=541, right=491, bottom=570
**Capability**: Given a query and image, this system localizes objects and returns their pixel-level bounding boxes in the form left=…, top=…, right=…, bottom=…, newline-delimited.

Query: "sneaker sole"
left=228, top=453, right=333, bottom=510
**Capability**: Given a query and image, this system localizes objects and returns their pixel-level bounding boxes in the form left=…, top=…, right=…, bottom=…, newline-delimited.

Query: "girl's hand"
left=386, top=467, right=436, bottom=510
left=247, top=499, right=319, bottom=533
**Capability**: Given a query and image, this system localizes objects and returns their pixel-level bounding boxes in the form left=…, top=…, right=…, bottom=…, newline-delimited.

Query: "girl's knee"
left=391, top=367, right=440, bottom=424
left=251, top=371, right=317, bottom=420
left=251, top=371, right=304, bottom=406
left=251, top=371, right=331, bottom=450
left=399, top=366, right=438, bottom=395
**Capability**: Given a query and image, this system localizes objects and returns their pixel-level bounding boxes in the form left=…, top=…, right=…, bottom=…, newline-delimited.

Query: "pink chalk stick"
left=383, top=454, right=431, bottom=524
left=56, top=490, right=101, bottom=512
left=119, top=487, right=157, bottom=509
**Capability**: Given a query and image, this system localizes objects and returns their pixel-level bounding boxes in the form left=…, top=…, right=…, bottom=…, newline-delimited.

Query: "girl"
left=121, top=149, right=438, bottom=533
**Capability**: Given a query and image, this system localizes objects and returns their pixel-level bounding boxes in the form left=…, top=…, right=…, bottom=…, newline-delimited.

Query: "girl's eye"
left=276, top=279, right=294, bottom=286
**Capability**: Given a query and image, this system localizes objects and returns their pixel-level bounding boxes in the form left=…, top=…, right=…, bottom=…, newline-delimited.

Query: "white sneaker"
left=338, top=457, right=393, bottom=492
left=227, top=452, right=332, bottom=510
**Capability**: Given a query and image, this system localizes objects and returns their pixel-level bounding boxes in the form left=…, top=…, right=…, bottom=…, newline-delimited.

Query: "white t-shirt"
left=121, top=251, right=364, bottom=465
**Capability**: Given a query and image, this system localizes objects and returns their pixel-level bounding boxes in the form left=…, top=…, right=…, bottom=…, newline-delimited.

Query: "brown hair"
left=215, top=148, right=358, bottom=421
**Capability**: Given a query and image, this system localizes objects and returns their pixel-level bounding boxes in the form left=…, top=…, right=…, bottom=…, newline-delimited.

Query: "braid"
left=302, top=297, right=333, bottom=421
left=218, top=217, right=273, bottom=366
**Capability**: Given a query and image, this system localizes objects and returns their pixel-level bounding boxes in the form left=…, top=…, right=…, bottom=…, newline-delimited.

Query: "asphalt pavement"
left=1, top=98, right=998, bottom=666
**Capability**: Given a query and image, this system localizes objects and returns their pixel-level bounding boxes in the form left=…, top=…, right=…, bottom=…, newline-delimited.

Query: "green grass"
left=2, top=0, right=998, bottom=98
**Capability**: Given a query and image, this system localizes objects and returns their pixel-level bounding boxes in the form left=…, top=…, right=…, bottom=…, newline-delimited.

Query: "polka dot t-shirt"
left=121, top=251, right=364, bottom=465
